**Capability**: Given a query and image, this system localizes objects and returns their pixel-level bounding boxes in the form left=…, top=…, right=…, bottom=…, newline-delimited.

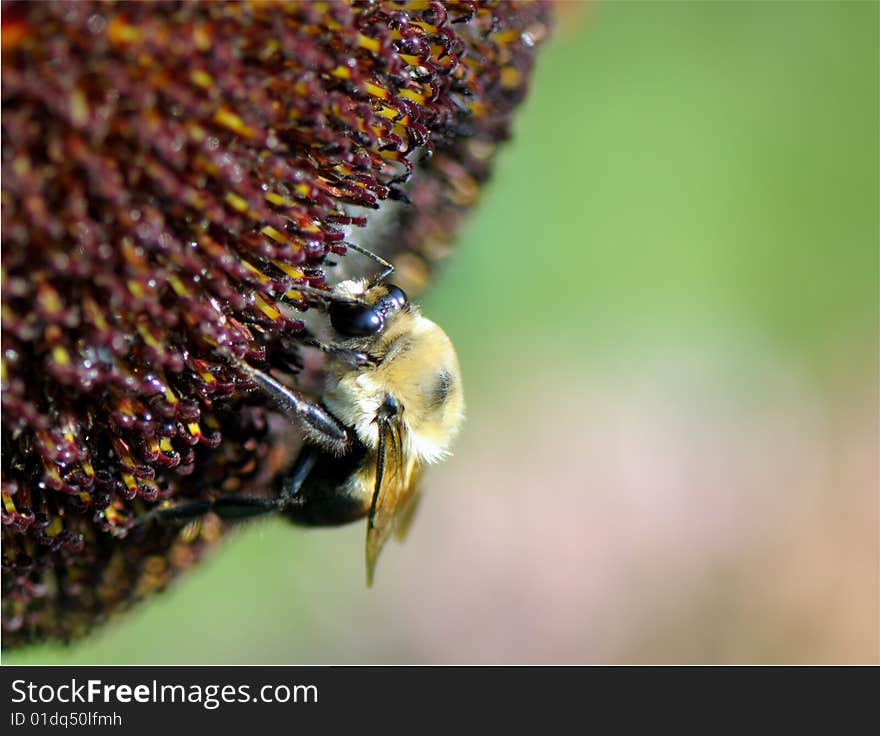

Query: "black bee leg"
left=210, top=495, right=287, bottom=520
left=234, top=360, right=349, bottom=450
left=130, top=446, right=320, bottom=531
left=300, top=338, right=372, bottom=367
left=279, top=446, right=318, bottom=502
left=130, top=500, right=213, bottom=526
left=131, top=494, right=300, bottom=529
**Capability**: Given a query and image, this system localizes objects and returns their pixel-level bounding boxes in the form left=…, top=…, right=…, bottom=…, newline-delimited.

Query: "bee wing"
left=365, top=420, right=420, bottom=585
left=392, top=464, right=423, bottom=542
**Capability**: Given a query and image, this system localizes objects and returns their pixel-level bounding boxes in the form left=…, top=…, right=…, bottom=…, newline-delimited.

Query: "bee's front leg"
left=233, top=360, right=350, bottom=454
left=299, top=337, right=372, bottom=367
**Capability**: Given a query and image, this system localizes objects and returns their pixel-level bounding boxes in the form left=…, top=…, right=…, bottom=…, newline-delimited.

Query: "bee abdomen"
left=281, top=445, right=371, bottom=527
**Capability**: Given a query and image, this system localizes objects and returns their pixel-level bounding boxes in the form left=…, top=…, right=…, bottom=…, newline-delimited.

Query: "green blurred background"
left=8, top=0, right=877, bottom=664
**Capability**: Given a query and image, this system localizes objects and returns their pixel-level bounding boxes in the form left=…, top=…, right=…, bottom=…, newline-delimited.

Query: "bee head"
left=329, top=284, right=408, bottom=337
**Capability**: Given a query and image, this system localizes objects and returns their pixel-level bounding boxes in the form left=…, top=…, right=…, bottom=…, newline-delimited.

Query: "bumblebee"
left=136, top=254, right=464, bottom=583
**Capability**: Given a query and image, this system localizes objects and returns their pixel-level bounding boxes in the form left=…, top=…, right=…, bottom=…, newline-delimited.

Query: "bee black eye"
left=381, top=285, right=407, bottom=312
left=328, top=285, right=407, bottom=337
left=329, top=302, right=384, bottom=337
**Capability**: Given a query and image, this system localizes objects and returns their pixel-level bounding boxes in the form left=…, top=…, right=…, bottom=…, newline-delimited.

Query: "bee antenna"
left=344, top=242, right=394, bottom=285
left=278, top=283, right=366, bottom=308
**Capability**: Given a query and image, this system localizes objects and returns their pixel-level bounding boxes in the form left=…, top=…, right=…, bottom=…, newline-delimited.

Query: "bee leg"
left=210, top=496, right=288, bottom=520
left=279, top=446, right=318, bottom=502
left=130, top=500, right=212, bottom=526
left=300, top=337, right=372, bottom=367
left=234, top=360, right=349, bottom=451
left=131, top=494, right=295, bottom=528
left=129, top=450, right=320, bottom=529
